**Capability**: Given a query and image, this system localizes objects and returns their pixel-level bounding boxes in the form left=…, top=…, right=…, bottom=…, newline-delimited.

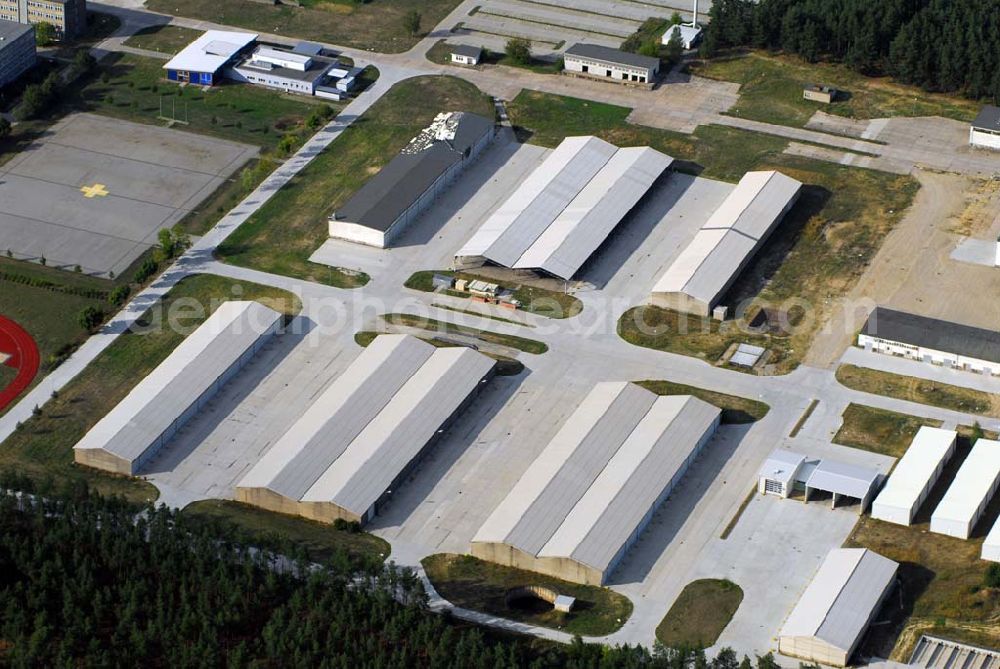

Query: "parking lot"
left=0, top=114, right=257, bottom=276
left=449, top=0, right=712, bottom=58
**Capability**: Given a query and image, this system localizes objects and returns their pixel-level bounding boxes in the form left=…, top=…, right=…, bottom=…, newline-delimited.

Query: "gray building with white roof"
left=652, top=170, right=802, bottom=318
left=456, top=136, right=672, bottom=280
left=73, top=301, right=284, bottom=475
left=472, top=382, right=720, bottom=585
left=778, top=548, right=898, bottom=667
left=236, top=334, right=496, bottom=525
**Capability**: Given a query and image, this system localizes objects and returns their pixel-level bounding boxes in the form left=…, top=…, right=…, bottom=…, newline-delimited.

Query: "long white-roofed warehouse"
left=471, top=382, right=720, bottom=586
left=651, top=170, right=802, bottom=318
left=455, top=136, right=673, bottom=280
left=778, top=548, right=898, bottom=667
left=73, top=301, right=284, bottom=476
left=236, top=334, right=496, bottom=525
left=871, top=426, right=957, bottom=526
left=930, top=438, right=1000, bottom=539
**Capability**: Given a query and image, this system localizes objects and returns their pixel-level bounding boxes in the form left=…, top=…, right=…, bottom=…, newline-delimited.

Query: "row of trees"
left=0, top=485, right=797, bottom=668
left=702, top=0, right=1000, bottom=100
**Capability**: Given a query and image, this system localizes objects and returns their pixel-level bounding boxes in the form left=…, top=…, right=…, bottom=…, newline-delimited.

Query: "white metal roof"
left=163, top=30, right=258, bottom=73
left=931, top=439, right=1000, bottom=529
left=806, top=459, right=881, bottom=500
left=73, top=301, right=282, bottom=466
left=472, top=383, right=720, bottom=574
left=237, top=335, right=495, bottom=518
left=759, top=449, right=807, bottom=487
left=872, top=426, right=956, bottom=514
left=780, top=548, right=898, bottom=653
left=652, top=170, right=801, bottom=307
left=457, top=137, right=671, bottom=279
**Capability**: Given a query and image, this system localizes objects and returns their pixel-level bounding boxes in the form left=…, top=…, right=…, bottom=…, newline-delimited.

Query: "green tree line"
left=0, top=483, right=791, bottom=667
left=702, top=0, right=1000, bottom=101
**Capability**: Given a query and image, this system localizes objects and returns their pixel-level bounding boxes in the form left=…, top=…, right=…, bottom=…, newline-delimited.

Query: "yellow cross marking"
left=80, top=183, right=109, bottom=198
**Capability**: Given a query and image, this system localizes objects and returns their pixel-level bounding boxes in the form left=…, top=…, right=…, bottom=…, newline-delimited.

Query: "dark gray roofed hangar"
left=861, top=307, right=1000, bottom=364
left=328, top=111, right=495, bottom=248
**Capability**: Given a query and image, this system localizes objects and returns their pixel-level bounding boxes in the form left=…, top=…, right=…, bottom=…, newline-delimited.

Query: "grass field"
left=217, top=76, right=493, bottom=285
left=846, top=431, right=1000, bottom=658
left=144, top=0, right=461, bottom=53
left=836, top=365, right=1000, bottom=417
left=74, top=53, right=327, bottom=150
left=123, top=25, right=202, bottom=55
left=425, top=39, right=562, bottom=74
left=833, top=404, right=943, bottom=458
left=422, top=554, right=632, bottom=637
left=656, top=579, right=744, bottom=648
left=404, top=270, right=582, bottom=319
left=383, top=313, right=548, bottom=354
left=182, top=500, right=390, bottom=568
left=636, top=380, right=769, bottom=424
left=505, top=91, right=919, bottom=373
left=692, top=51, right=981, bottom=128
left=0, top=274, right=299, bottom=503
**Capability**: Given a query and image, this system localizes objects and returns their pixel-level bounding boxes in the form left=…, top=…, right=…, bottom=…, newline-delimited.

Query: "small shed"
left=449, top=44, right=483, bottom=66
left=431, top=273, right=455, bottom=290
left=661, top=23, right=702, bottom=50
left=803, top=84, right=837, bottom=104
left=970, top=105, right=1000, bottom=150
left=758, top=449, right=807, bottom=498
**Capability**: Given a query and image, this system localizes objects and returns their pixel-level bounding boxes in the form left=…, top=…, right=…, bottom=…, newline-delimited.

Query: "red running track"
left=0, top=315, right=40, bottom=412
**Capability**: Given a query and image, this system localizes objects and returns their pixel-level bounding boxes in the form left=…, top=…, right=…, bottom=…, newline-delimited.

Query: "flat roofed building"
left=759, top=449, right=806, bottom=498
left=778, top=548, right=898, bottom=667
left=871, top=426, right=957, bottom=526
left=563, top=43, right=660, bottom=85
left=230, top=44, right=340, bottom=96
left=930, top=439, right=1000, bottom=539
left=449, top=43, right=482, bottom=65
left=163, top=30, right=258, bottom=86
left=73, top=301, right=283, bottom=476
left=456, top=136, right=672, bottom=280
left=236, top=334, right=496, bottom=525
left=804, top=459, right=881, bottom=514
left=471, top=383, right=720, bottom=586
left=329, top=112, right=495, bottom=248
left=0, top=0, right=85, bottom=38
left=661, top=24, right=702, bottom=50
left=858, top=307, right=1000, bottom=376
left=651, top=171, right=802, bottom=317
left=0, top=19, right=34, bottom=87
left=971, top=106, right=1000, bottom=150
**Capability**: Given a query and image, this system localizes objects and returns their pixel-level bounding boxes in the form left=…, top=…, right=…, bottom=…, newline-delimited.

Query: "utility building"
left=858, top=307, right=1000, bottom=376
left=73, top=301, right=283, bottom=476
left=471, top=383, right=719, bottom=586
left=163, top=30, right=258, bottom=86
left=329, top=112, right=495, bottom=248
left=930, top=439, right=1000, bottom=539
left=563, top=43, right=660, bottom=85
left=456, top=136, right=672, bottom=280
left=651, top=171, right=802, bottom=318
left=757, top=449, right=880, bottom=513
left=970, top=106, right=1000, bottom=150
left=236, top=335, right=495, bottom=525
left=871, top=426, right=957, bottom=526
left=0, top=19, right=34, bottom=87
left=778, top=548, right=898, bottom=667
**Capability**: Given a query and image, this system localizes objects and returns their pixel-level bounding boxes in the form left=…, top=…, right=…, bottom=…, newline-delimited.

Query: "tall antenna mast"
left=692, top=0, right=698, bottom=27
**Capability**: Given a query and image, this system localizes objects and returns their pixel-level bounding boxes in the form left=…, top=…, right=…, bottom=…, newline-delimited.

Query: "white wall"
left=564, top=56, right=655, bottom=84
left=858, top=333, right=1000, bottom=376
left=971, top=128, right=1000, bottom=150
left=328, top=220, right=387, bottom=248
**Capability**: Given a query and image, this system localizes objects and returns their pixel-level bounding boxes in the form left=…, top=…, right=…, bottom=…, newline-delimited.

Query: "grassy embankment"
left=422, top=554, right=632, bottom=637
left=692, top=51, right=981, bottom=128
left=404, top=270, right=582, bottom=320
left=656, top=579, right=744, bottom=648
